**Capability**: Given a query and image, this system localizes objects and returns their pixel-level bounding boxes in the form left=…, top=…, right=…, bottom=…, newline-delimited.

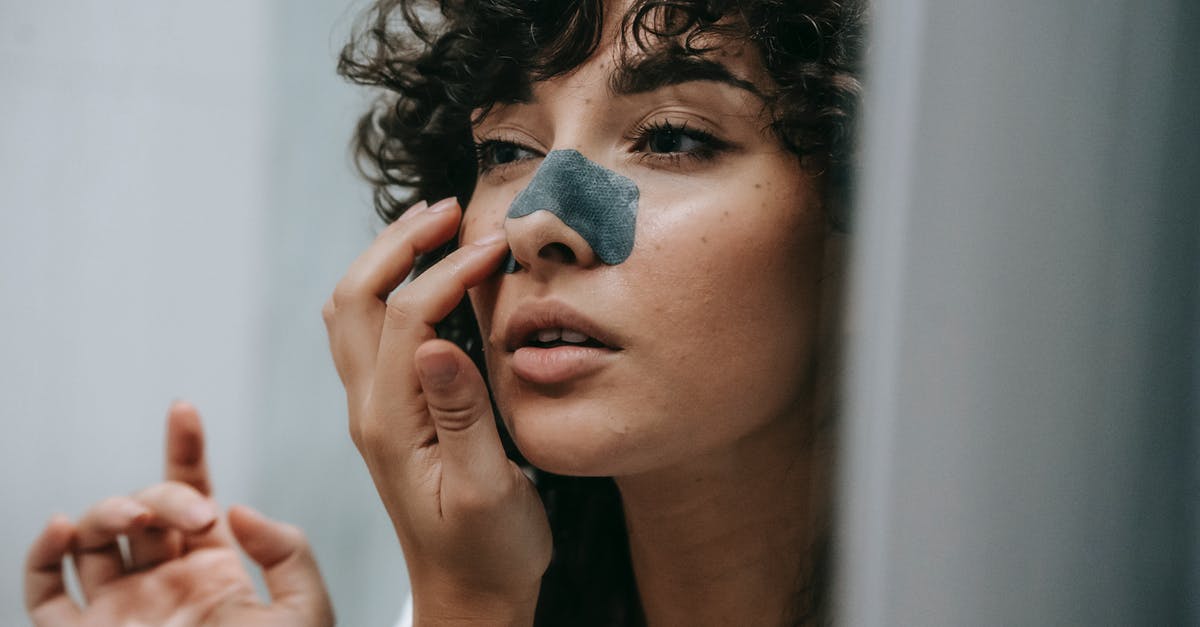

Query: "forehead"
left=481, top=29, right=768, bottom=122
left=468, top=2, right=774, bottom=130
left=598, top=2, right=770, bottom=95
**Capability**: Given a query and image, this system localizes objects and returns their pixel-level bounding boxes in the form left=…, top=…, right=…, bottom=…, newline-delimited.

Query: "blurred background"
left=1, top=2, right=408, bottom=625
left=836, top=0, right=1199, bottom=625
left=2, top=1, right=1198, bottom=626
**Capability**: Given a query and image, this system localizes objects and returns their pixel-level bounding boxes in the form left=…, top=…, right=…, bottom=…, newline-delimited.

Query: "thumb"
left=414, top=339, right=512, bottom=498
left=227, top=505, right=334, bottom=623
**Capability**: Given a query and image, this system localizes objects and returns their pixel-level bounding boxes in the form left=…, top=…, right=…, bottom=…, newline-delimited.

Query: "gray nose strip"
left=504, top=149, right=639, bottom=272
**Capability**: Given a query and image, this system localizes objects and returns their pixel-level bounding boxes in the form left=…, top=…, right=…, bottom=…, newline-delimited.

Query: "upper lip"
left=501, top=300, right=623, bottom=351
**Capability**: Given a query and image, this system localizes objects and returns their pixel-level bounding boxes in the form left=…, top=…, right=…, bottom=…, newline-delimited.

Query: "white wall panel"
left=0, top=2, right=270, bottom=622
left=1, top=2, right=407, bottom=625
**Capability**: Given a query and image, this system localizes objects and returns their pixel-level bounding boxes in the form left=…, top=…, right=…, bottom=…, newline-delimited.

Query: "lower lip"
left=510, top=346, right=616, bottom=384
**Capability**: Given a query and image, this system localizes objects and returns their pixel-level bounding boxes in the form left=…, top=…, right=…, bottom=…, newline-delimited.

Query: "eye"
left=629, top=120, right=730, bottom=167
left=644, top=125, right=706, bottom=154
left=475, top=139, right=540, bottom=174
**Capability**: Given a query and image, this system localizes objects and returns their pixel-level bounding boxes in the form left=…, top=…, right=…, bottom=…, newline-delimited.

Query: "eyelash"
left=626, top=119, right=730, bottom=167
left=473, top=119, right=730, bottom=176
left=474, top=137, right=537, bottom=176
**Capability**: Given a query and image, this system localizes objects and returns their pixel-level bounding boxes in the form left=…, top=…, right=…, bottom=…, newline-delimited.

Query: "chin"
left=500, top=397, right=659, bottom=477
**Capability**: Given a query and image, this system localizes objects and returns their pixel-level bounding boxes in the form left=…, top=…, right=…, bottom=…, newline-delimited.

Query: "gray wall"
left=1, top=2, right=406, bottom=625
left=837, top=0, right=1200, bottom=625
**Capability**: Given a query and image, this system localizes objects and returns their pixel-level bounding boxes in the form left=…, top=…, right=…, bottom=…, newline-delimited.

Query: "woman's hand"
left=23, top=402, right=334, bottom=627
left=322, top=197, right=551, bottom=624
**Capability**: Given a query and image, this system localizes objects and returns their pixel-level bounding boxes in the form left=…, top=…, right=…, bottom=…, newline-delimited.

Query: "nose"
left=505, top=209, right=599, bottom=272
left=502, top=149, right=639, bottom=275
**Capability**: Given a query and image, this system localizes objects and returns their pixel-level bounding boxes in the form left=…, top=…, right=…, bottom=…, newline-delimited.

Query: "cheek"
left=634, top=170, right=821, bottom=287
left=459, top=212, right=505, bottom=245
left=461, top=186, right=519, bottom=242
left=627, top=170, right=824, bottom=396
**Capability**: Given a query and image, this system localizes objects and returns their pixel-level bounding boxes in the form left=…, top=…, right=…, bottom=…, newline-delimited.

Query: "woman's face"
left=461, top=26, right=828, bottom=478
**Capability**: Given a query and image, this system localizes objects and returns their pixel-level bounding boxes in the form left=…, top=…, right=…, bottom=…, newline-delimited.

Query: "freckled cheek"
left=631, top=183, right=792, bottom=273
left=459, top=210, right=506, bottom=243
left=625, top=182, right=816, bottom=324
left=617, top=221, right=735, bottom=336
left=462, top=187, right=521, bottom=241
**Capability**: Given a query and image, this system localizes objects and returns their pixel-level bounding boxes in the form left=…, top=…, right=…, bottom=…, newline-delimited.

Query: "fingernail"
left=406, top=200, right=430, bottom=215
left=471, top=231, right=507, bottom=246
left=183, top=502, right=217, bottom=529
left=428, top=197, right=459, bottom=213
left=417, top=350, right=459, bottom=387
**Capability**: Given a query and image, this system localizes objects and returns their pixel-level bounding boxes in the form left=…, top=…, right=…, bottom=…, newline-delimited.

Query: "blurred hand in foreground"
left=24, top=402, right=334, bottom=627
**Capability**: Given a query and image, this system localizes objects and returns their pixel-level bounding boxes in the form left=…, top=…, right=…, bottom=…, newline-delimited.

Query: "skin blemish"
left=504, top=149, right=639, bottom=272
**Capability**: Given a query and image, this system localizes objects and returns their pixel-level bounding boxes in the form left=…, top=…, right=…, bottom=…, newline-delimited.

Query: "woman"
left=23, top=0, right=863, bottom=625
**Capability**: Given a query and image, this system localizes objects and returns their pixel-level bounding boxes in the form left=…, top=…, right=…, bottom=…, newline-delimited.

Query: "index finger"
left=163, top=401, right=212, bottom=496
left=368, top=234, right=509, bottom=444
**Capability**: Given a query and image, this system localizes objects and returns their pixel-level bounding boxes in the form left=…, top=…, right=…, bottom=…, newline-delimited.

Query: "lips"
left=502, top=302, right=622, bottom=352
left=501, top=301, right=622, bottom=385
left=528, top=327, right=607, bottom=348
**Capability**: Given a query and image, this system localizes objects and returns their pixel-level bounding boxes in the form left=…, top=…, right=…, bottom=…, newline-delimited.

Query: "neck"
left=614, top=410, right=830, bottom=627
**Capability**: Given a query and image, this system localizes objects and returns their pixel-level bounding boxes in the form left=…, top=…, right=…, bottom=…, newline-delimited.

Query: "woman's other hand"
left=23, top=402, right=334, bottom=627
left=323, top=197, right=550, bottom=624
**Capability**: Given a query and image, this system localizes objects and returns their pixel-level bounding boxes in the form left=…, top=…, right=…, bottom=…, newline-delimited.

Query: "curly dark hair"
left=338, top=1, right=864, bottom=624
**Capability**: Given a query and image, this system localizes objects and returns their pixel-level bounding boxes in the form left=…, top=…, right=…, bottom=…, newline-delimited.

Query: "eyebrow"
left=609, top=54, right=764, bottom=98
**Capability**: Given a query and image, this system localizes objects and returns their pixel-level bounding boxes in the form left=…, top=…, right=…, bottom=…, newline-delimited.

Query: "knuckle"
left=390, top=236, right=419, bottom=266
left=329, top=281, right=363, bottom=315
left=347, top=420, right=364, bottom=450
left=430, top=404, right=479, bottom=433
left=347, top=399, right=374, bottom=451
left=347, top=409, right=371, bottom=452
left=383, top=293, right=417, bottom=328
left=321, top=298, right=337, bottom=325
left=355, top=416, right=389, bottom=451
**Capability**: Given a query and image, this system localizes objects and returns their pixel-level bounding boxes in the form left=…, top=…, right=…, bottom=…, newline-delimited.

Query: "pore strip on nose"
left=504, top=149, right=639, bottom=272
